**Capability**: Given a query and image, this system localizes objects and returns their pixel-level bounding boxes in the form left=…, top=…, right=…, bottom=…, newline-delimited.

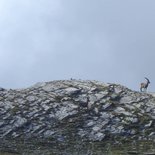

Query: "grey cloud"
left=0, top=0, right=154, bottom=92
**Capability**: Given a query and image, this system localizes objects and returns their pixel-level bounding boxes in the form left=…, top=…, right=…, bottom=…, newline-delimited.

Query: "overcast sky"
left=0, top=0, right=154, bottom=91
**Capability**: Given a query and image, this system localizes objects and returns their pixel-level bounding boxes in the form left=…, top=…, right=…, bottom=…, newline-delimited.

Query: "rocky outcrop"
left=0, top=80, right=155, bottom=142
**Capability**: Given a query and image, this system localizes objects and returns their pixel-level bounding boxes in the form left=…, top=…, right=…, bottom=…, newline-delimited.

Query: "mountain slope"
left=0, top=80, right=155, bottom=142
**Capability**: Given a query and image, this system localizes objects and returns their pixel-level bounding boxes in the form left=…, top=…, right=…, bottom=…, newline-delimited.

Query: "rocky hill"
left=0, top=79, right=155, bottom=143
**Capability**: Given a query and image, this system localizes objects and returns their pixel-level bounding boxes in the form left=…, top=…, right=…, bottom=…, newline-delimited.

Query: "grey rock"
left=120, top=95, right=134, bottom=104
left=94, top=132, right=105, bottom=141
left=0, top=79, right=155, bottom=143
left=75, top=94, right=88, bottom=103
left=87, top=101, right=93, bottom=110
left=131, top=118, right=139, bottom=123
left=86, top=121, right=95, bottom=127
left=89, top=95, right=98, bottom=102
left=41, top=104, right=50, bottom=111
left=100, top=112, right=112, bottom=119
left=110, top=93, right=119, bottom=100
left=0, top=121, right=4, bottom=127
left=26, top=95, right=38, bottom=102
left=42, top=84, right=54, bottom=92
left=94, top=107, right=99, bottom=115
left=146, top=107, right=152, bottom=113
left=114, top=107, right=125, bottom=113
left=64, top=87, right=81, bottom=95
left=95, top=93, right=105, bottom=100
left=13, top=116, right=27, bottom=128
left=114, top=87, right=123, bottom=94
left=145, top=120, right=153, bottom=128
left=102, top=102, right=112, bottom=110
left=92, top=126, right=101, bottom=132
left=43, top=130, right=55, bottom=138
left=2, top=128, right=12, bottom=137
left=55, top=105, right=78, bottom=120
left=110, top=125, right=123, bottom=134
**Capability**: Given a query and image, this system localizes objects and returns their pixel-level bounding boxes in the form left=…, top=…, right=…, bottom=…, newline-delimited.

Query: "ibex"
left=140, top=77, right=150, bottom=92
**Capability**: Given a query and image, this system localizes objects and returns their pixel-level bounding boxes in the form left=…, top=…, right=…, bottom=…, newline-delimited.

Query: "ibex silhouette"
left=140, top=77, right=150, bottom=92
